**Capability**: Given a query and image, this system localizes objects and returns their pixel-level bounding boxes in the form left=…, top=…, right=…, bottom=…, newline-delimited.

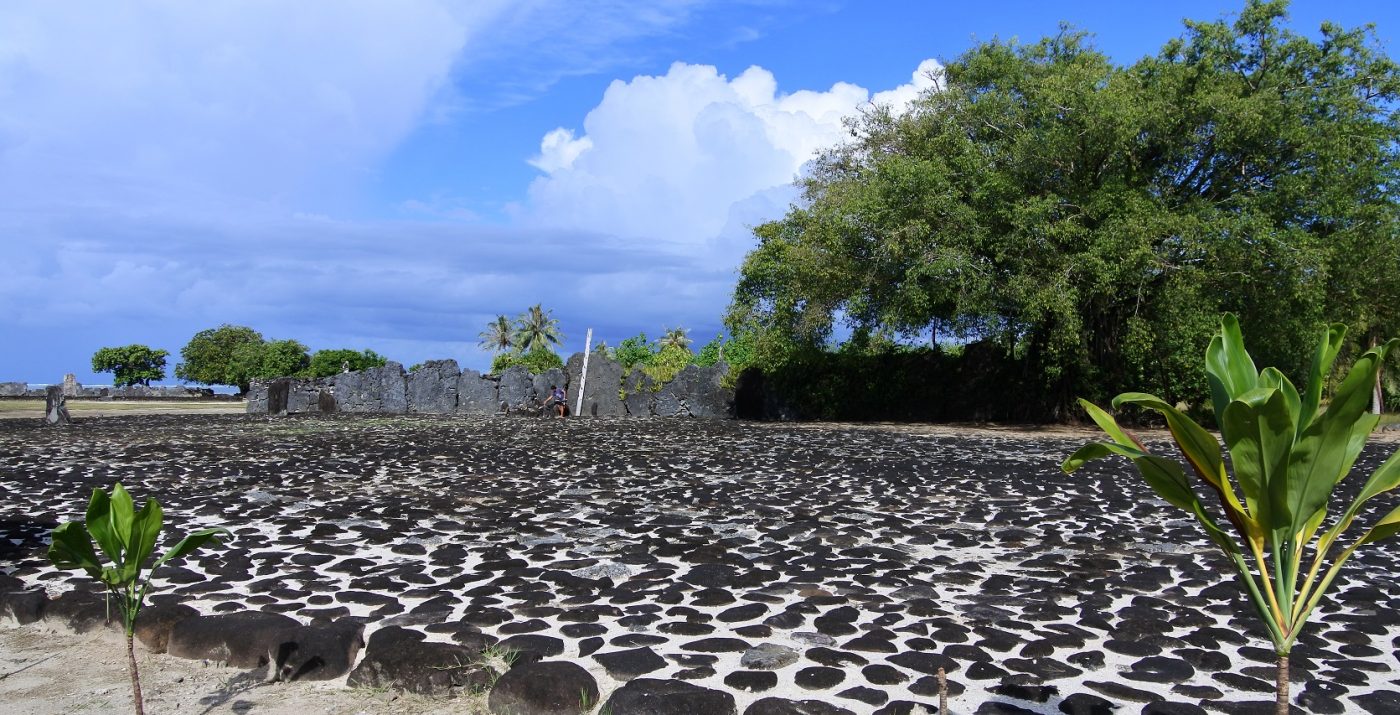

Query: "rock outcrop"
left=458, top=369, right=499, bottom=415
left=407, top=360, right=459, bottom=414
left=566, top=352, right=626, bottom=418
left=334, top=362, right=408, bottom=413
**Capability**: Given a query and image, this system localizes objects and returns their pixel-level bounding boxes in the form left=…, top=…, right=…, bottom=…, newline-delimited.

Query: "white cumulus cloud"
left=522, top=59, right=942, bottom=268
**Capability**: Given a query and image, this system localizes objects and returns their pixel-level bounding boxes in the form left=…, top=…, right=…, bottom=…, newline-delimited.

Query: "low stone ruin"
left=0, top=375, right=215, bottom=400
left=246, top=353, right=735, bottom=418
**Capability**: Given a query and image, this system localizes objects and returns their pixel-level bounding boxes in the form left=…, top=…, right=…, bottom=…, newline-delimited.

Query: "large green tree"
left=306, top=348, right=388, bottom=378
left=91, top=344, right=169, bottom=387
left=728, top=0, right=1400, bottom=418
left=513, top=304, right=563, bottom=353
left=175, top=325, right=265, bottom=393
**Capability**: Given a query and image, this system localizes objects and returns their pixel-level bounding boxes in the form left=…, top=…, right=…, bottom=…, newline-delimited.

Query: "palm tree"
left=658, top=326, right=692, bottom=351
left=478, top=315, right=513, bottom=354
left=513, top=304, right=563, bottom=353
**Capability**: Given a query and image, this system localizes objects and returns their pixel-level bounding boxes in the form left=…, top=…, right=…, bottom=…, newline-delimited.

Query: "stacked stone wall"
left=246, top=354, right=734, bottom=419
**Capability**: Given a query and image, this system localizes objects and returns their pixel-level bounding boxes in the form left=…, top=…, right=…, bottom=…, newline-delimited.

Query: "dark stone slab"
left=346, top=626, right=492, bottom=696
left=595, top=647, right=668, bottom=681
left=488, top=660, right=599, bottom=715
left=268, top=620, right=365, bottom=682
left=744, top=698, right=855, bottom=715
left=168, top=610, right=299, bottom=668
left=602, top=677, right=737, bottom=715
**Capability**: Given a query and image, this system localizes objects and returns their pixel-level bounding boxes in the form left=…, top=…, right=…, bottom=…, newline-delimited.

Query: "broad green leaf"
left=1204, top=314, right=1259, bottom=429
left=48, top=522, right=103, bottom=579
left=122, top=498, right=163, bottom=582
left=1256, top=368, right=1300, bottom=431
left=85, top=488, right=122, bottom=564
left=1286, top=341, right=1395, bottom=535
left=1319, top=448, right=1400, bottom=549
left=1222, top=387, right=1296, bottom=532
left=152, top=528, right=230, bottom=571
left=110, top=483, right=135, bottom=550
left=1113, top=391, right=1260, bottom=547
left=1298, top=322, right=1347, bottom=434
left=1077, top=399, right=1140, bottom=449
left=1356, top=504, right=1400, bottom=547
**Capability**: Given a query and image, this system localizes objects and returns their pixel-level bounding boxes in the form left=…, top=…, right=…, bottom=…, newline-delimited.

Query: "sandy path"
left=0, top=400, right=245, bottom=419
left=0, top=626, right=487, bottom=715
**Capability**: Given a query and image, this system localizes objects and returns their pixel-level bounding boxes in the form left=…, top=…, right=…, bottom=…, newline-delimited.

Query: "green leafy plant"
left=91, top=345, right=170, bottom=387
left=48, top=483, right=230, bottom=715
left=1064, top=315, right=1400, bottom=714
left=305, top=348, right=388, bottom=378
left=490, top=346, right=563, bottom=374
left=615, top=332, right=655, bottom=370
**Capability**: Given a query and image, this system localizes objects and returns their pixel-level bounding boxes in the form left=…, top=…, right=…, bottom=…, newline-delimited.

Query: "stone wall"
left=247, top=354, right=735, bottom=419
left=0, top=377, right=214, bottom=400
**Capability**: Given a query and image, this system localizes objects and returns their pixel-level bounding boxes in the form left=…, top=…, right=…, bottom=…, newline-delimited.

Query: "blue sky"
left=2, top=1, right=1397, bottom=386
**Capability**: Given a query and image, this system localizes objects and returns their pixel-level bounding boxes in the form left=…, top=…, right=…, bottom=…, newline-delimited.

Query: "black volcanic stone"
left=1172, top=684, right=1222, bottom=699
left=1084, top=680, right=1164, bottom=703
left=1066, top=650, right=1105, bottom=670
left=562, top=622, right=608, bottom=638
left=725, top=671, right=778, bottom=693
left=966, top=661, right=1009, bottom=680
left=995, top=678, right=1064, bottom=702
left=487, top=661, right=599, bottom=715
left=498, top=618, right=549, bottom=634
left=909, top=675, right=966, bottom=697
left=595, top=647, right=668, bottom=681
left=1105, top=638, right=1161, bottom=657
left=602, top=678, right=737, bottom=715
left=888, top=651, right=960, bottom=675
left=693, top=588, right=737, bottom=606
left=1212, top=672, right=1274, bottom=693
left=611, top=633, right=669, bottom=647
left=497, top=634, right=565, bottom=659
left=1003, top=657, right=1080, bottom=680
left=744, top=698, right=855, bottom=715
left=1353, top=691, right=1400, bottom=714
left=1296, top=690, right=1346, bottom=714
left=579, top=637, right=605, bottom=657
left=975, top=703, right=1038, bottom=714
left=835, top=686, right=888, bottom=706
left=683, top=637, right=751, bottom=653
left=735, top=624, right=772, bottom=639
left=842, top=633, right=898, bottom=653
left=1142, top=704, right=1208, bottom=715
left=861, top=664, right=907, bottom=685
left=661, top=621, right=716, bottom=636
left=795, top=666, right=845, bottom=690
left=764, top=610, right=806, bottom=629
left=720, top=603, right=768, bottom=622
left=805, top=647, right=868, bottom=668
left=1057, top=692, right=1115, bottom=715
left=1125, top=656, right=1195, bottom=683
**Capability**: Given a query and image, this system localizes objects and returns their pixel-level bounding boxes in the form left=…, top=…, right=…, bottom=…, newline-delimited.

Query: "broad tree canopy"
left=728, top=0, right=1400, bottom=417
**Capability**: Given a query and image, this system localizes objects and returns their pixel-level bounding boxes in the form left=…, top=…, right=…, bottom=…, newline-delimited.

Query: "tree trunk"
left=1275, top=653, right=1289, bottom=715
left=127, top=632, right=145, bottom=715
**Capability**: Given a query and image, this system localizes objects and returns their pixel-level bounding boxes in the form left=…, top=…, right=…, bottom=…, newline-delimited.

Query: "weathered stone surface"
left=43, top=589, right=114, bottom=633
left=488, top=660, right=600, bottom=715
left=333, top=362, right=407, bottom=413
left=44, top=385, right=70, bottom=425
left=533, top=368, right=568, bottom=415
left=168, top=610, right=300, bottom=668
left=458, top=369, right=500, bottom=415
left=283, top=378, right=334, bottom=415
left=656, top=364, right=734, bottom=418
left=61, top=373, right=81, bottom=397
left=566, top=352, right=626, bottom=417
left=498, top=366, right=536, bottom=412
left=407, top=360, right=460, bottom=414
left=0, top=382, right=29, bottom=397
left=267, top=620, right=365, bottom=682
left=0, top=589, right=47, bottom=624
left=741, top=643, right=800, bottom=670
left=623, top=369, right=656, bottom=417
left=744, top=698, right=856, bottom=715
left=245, top=381, right=269, bottom=414
left=602, top=677, right=737, bottom=715
left=134, top=602, right=198, bottom=653
left=347, top=625, right=493, bottom=696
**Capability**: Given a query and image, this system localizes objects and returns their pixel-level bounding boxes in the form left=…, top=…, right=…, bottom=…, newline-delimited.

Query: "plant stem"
left=127, top=632, right=145, bottom=715
left=1275, top=653, right=1289, bottom=715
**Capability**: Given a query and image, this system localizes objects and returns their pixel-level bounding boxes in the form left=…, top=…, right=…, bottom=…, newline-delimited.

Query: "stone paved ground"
left=2, top=415, right=1399, bottom=714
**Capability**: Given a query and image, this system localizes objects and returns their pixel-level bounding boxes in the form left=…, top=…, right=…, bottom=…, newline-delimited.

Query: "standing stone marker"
left=44, top=385, right=71, bottom=425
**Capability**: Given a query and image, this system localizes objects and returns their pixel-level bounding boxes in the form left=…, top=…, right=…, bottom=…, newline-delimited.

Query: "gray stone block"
left=407, top=360, right=460, bottom=414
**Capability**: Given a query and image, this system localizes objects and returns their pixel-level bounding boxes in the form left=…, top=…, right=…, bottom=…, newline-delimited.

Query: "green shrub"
left=91, top=345, right=169, bottom=387
left=491, top=347, right=563, bottom=374
left=306, top=348, right=388, bottom=377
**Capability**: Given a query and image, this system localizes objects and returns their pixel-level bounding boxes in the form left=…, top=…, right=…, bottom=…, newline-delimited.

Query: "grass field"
left=0, top=399, right=244, bottom=418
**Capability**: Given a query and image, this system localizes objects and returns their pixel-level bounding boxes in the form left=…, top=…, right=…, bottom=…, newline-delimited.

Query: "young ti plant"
left=1063, top=315, right=1400, bottom=715
left=48, top=483, right=229, bottom=715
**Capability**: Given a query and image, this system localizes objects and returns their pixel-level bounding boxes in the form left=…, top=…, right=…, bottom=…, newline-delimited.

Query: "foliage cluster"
left=1067, top=315, right=1400, bottom=710
left=91, top=345, right=169, bottom=387
left=480, top=304, right=565, bottom=375
left=727, top=0, right=1400, bottom=419
left=491, top=346, right=565, bottom=374
left=175, top=324, right=386, bottom=393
